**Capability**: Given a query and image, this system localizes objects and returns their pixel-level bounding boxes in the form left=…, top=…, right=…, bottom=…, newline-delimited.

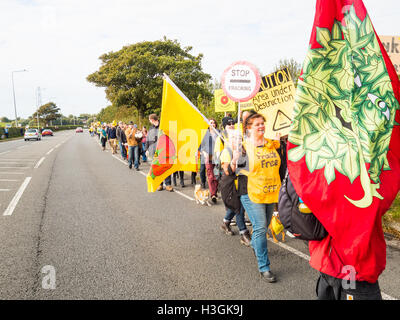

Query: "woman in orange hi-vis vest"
left=235, top=111, right=281, bottom=283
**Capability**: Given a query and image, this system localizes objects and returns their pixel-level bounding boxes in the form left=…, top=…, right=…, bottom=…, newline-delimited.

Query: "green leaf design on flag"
left=288, top=5, right=400, bottom=208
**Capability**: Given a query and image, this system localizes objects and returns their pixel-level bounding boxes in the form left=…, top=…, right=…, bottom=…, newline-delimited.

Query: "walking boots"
left=220, top=220, right=234, bottom=236
left=240, top=230, right=251, bottom=247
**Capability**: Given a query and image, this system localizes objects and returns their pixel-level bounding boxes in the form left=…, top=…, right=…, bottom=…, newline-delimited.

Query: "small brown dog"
left=267, top=213, right=285, bottom=243
left=194, top=184, right=211, bottom=206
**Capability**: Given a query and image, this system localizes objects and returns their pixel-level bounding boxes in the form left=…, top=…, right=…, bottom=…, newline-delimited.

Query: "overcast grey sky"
left=0, top=0, right=399, bottom=119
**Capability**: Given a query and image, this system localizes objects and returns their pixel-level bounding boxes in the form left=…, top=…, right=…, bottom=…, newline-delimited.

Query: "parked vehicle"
left=24, top=128, right=42, bottom=141
left=76, top=127, right=83, bottom=133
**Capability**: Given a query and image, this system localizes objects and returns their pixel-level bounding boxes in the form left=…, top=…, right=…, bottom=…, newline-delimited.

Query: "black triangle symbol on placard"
left=273, top=109, right=292, bottom=131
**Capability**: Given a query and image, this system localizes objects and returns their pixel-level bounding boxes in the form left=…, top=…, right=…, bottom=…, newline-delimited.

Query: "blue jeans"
left=164, top=175, right=172, bottom=186
left=128, top=145, right=139, bottom=169
left=224, top=205, right=247, bottom=232
left=119, top=142, right=127, bottom=159
left=142, top=142, right=147, bottom=162
left=240, top=194, right=274, bottom=272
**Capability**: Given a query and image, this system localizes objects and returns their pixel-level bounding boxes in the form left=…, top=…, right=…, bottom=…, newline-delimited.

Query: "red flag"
left=287, top=0, right=400, bottom=283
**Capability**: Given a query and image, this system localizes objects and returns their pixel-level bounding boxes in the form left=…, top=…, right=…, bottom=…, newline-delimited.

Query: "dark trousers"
left=316, top=272, right=382, bottom=300
left=164, top=175, right=172, bottom=186
left=200, top=163, right=206, bottom=187
left=173, top=171, right=184, bottom=186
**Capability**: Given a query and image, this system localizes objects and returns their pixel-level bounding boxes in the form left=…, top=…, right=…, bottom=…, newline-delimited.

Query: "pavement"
left=0, top=130, right=399, bottom=300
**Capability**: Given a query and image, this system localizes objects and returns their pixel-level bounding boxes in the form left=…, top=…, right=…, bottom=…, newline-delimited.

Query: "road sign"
left=221, top=61, right=261, bottom=102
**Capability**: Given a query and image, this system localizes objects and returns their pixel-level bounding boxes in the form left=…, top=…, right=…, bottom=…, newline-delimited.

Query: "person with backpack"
left=237, top=111, right=282, bottom=283
left=219, top=123, right=251, bottom=247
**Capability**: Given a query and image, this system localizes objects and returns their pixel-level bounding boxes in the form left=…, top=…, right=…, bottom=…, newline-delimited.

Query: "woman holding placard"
left=235, top=111, right=281, bottom=283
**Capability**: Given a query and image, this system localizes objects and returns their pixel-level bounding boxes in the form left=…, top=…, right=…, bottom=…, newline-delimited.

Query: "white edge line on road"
left=34, top=157, right=45, bottom=169
left=0, top=167, right=29, bottom=169
left=138, top=171, right=147, bottom=177
left=382, top=293, right=397, bottom=300
left=3, top=177, right=32, bottom=216
left=269, top=239, right=310, bottom=261
left=111, top=154, right=128, bottom=166
left=0, top=189, right=11, bottom=191
left=174, top=189, right=195, bottom=201
left=102, top=136, right=398, bottom=300
left=54, top=143, right=61, bottom=148
left=46, top=148, right=54, bottom=155
left=0, top=151, right=10, bottom=155
left=0, top=179, right=18, bottom=182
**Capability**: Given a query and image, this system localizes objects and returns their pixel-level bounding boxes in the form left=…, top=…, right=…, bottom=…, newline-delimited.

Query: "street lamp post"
left=11, top=69, right=28, bottom=128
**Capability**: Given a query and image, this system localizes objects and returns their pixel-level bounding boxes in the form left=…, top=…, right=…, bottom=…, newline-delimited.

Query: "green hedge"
left=0, top=125, right=82, bottom=140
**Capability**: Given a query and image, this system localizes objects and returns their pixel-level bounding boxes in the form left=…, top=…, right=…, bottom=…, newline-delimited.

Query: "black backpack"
left=219, top=148, right=242, bottom=214
left=278, top=172, right=328, bottom=241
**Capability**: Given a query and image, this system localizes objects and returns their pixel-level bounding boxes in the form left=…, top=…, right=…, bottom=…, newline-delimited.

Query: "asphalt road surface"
left=0, top=130, right=399, bottom=300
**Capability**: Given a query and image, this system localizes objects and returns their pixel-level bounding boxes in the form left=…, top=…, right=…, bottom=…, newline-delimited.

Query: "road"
left=0, top=130, right=399, bottom=300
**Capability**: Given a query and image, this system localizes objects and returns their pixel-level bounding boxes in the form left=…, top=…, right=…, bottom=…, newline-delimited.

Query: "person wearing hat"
left=125, top=121, right=140, bottom=170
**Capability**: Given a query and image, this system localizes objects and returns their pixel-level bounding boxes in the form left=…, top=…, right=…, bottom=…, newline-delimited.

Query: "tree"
left=32, top=102, right=61, bottom=126
left=1, top=117, right=10, bottom=123
left=272, top=58, right=302, bottom=87
left=87, top=37, right=212, bottom=122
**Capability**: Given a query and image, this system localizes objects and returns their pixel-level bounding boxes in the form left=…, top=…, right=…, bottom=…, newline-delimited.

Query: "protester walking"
left=107, top=122, right=118, bottom=154
left=116, top=121, right=127, bottom=160
left=125, top=121, right=140, bottom=170
left=141, top=126, right=148, bottom=162
left=219, top=127, right=251, bottom=247
left=203, top=119, right=219, bottom=203
left=100, top=125, right=107, bottom=151
left=146, top=114, right=173, bottom=191
left=238, top=111, right=281, bottom=283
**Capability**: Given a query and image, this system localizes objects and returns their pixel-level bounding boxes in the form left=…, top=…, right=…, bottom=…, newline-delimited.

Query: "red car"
left=76, top=127, right=83, bottom=133
left=41, top=129, right=54, bottom=136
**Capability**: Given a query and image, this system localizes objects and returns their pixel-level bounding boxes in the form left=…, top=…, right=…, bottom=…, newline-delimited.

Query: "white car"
left=24, top=128, right=42, bottom=141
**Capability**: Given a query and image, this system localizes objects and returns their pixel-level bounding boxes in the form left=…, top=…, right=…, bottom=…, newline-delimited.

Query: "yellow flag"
left=214, top=89, right=236, bottom=112
left=146, top=76, right=210, bottom=192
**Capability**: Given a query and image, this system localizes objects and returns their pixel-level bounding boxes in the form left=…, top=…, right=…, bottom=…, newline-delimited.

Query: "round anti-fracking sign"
left=214, top=89, right=235, bottom=112
left=221, top=61, right=261, bottom=102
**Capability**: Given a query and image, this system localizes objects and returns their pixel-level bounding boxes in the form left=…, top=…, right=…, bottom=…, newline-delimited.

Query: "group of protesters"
left=89, top=111, right=289, bottom=285
left=87, top=107, right=388, bottom=300
left=90, top=120, right=148, bottom=170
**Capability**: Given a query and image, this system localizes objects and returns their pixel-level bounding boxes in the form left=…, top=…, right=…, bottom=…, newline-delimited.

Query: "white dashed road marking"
left=34, top=157, right=46, bottom=169
left=3, top=177, right=32, bottom=216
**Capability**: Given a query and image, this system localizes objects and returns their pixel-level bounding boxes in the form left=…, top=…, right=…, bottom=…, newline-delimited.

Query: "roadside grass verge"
left=383, top=193, right=400, bottom=240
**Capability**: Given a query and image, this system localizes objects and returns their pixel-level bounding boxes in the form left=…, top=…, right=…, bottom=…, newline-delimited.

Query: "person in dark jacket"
left=116, top=121, right=127, bottom=160
left=107, top=123, right=117, bottom=154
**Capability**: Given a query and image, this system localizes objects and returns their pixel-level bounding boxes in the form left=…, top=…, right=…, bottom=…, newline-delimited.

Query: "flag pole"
left=237, top=102, right=241, bottom=150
